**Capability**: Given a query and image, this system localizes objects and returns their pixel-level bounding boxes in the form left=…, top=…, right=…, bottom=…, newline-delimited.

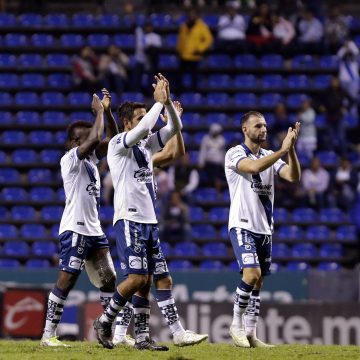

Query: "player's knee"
left=130, top=274, right=149, bottom=289
left=99, top=271, right=117, bottom=292
left=243, top=268, right=261, bottom=285
left=56, top=272, right=78, bottom=293
left=155, top=275, right=173, bottom=289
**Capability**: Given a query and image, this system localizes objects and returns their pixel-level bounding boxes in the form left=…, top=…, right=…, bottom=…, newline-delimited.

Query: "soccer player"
left=112, top=99, right=207, bottom=348
left=40, top=91, right=118, bottom=347
left=224, top=111, right=301, bottom=348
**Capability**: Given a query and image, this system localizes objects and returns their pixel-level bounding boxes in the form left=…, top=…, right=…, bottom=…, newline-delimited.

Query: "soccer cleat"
left=229, top=326, right=250, bottom=348
left=113, top=334, right=136, bottom=347
left=40, top=336, right=70, bottom=347
left=173, top=330, right=208, bottom=347
left=93, top=317, right=114, bottom=349
left=247, top=336, right=275, bottom=348
left=134, top=336, right=169, bottom=351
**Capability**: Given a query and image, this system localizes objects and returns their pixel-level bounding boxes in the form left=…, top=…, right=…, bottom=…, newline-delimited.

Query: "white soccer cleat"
left=113, top=334, right=136, bottom=347
left=173, top=330, right=208, bottom=347
left=40, top=336, right=70, bottom=347
left=247, top=336, right=275, bottom=348
left=229, top=326, right=250, bottom=348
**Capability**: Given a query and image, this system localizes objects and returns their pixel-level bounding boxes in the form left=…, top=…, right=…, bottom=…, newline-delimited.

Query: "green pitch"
left=0, top=341, right=359, bottom=360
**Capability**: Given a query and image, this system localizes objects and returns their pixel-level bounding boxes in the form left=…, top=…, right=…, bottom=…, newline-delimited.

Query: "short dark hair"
left=240, top=111, right=264, bottom=131
left=117, top=101, right=146, bottom=130
left=67, top=120, right=92, bottom=141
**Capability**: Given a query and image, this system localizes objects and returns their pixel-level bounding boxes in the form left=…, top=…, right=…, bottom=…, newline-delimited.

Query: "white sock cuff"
left=124, top=301, right=133, bottom=308
left=49, top=292, right=65, bottom=304
left=100, top=291, right=114, bottom=298
left=133, top=307, right=150, bottom=315
left=157, top=298, right=175, bottom=307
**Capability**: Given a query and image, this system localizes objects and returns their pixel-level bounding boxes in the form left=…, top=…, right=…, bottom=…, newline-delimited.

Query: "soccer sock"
left=99, top=291, right=114, bottom=311
left=133, top=295, right=150, bottom=343
left=156, top=289, right=185, bottom=335
left=245, top=289, right=260, bottom=338
left=114, top=301, right=134, bottom=338
left=43, top=286, right=68, bottom=338
left=99, top=289, right=128, bottom=324
left=232, top=280, right=254, bottom=329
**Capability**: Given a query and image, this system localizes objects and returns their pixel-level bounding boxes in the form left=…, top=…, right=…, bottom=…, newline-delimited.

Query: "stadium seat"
left=70, top=111, right=94, bottom=122
left=319, top=55, right=338, bottom=69
left=0, top=259, right=20, bottom=268
left=0, top=13, right=16, bottom=27
left=287, top=261, right=310, bottom=271
left=48, top=73, right=72, bottom=89
left=204, top=113, right=229, bottom=126
left=19, top=53, right=43, bottom=67
left=55, top=131, right=67, bottom=143
left=335, top=225, right=357, bottom=242
left=0, top=151, right=7, bottom=164
left=164, top=33, right=177, bottom=47
left=32, top=241, right=57, bottom=256
left=16, top=111, right=41, bottom=124
left=313, top=75, right=331, bottom=89
left=40, top=149, right=62, bottom=164
left=286, top=93, right=308, bottom=108
left=2, top=130, right=26, bottom=144
left=60, top=34, right=85, bottom=47
left=168, top=260, right=193, bottom=270
left=68, top=91, right=91, bottom=106
left=316, top=150, right=339, bottom=167
left=113, top=34, right=135, bottom=48
left=319, top=208, right=344, bottom=223
left=208, top=207, right=229, bottom=222
left=207, top=74, right=231, bottom=88
left=1, top=187, right=28, bottom=201
left=26, top=259, right=51, bottom=268
left=43, top=111, right=67, bottom=125
left=188, top=151, right=199, bottom=164
left=50, top=224, right=59, bottom=238
left=11, top=205, right=36, bottom=221
left=189, top=207, right=205, bottom=221
left=45, top=13, right=69, bottom=27
left=206, top=92, right=229, bottom=106
left=41, top=206, right=63, bottom=221
left=229, top=260, right=239, bottom=271
left=234, top=93, right=258, bottom=107
left=233, top=74, right=257, bottom=89
left=180, top=92, right=203, bottom=106
left=315, top=114, right=326, bottom=128
left=28, top=168, right=53, bottom=183
left=31, top=33, right=54, bottom=47
left=343, top=114, right=358, bottom=128
left=15, top=91, right=39, bottom=105
left=121, top=92, right=145, bottom=102
left=194, top=188, right=219, bottom=203
left=272, top=243, right=291, bottom=257
left=199, top=260, right=225, bottom=270
left=206, top=54, right=232, bottom=68
left=319, top=244, right=343, bottom=258
left=3, top=241, right=30, bottom=256
left=292, top=55, right=316, bottom=69
left=30, top=130, right=53, bottom=145
left=0, top=92, right=13, bottom=105
left=305, top=225, right=331, bottom=241
left=174, top=242, right=199, bottom=256
left=273, top=208, right=289, bottom=223
left=0, top=73, right=19, bottom=87
left=20, top=224, right=47, bottom=239
left=99, top=205, right=114, bottom=222
left=0, top=169, right=20, bottom=183
left=159, top=54, right=178, bottom=69
left=270, top=263, right=281, bottom=272
left=29, top=187, right=55, bottom=202
left=287, top=75, right=311, bottom=89
left=5, top=33, right=27, bottom=47
left=0, top=111, right=13, bottom=124
left=19, top=13, right=43, bottom=27
left=202, top=243, right=228, bottom=257
left=261, top=74, right=284, bottom=89
left=234, top=54, right=257, bottom=68
left=0, top=224, right=18, bottom=239
left=192, top=224, right=217, bottom=239
left=72, top=13, right=95, bottom=27
left=260, top=54, right=283, bottom=68
left=292, top=207, right=317, bottom=223
left=317, top=262, right=342, bottom=271
left=57, top=188, right=65, bottom=202
left=292, top=243, right=317, bottom=258
left=42, top=91, right=65, bottom=106
left=160, top=242, right=172, bottom=257
left=0, top=54, right=17, bottom=67
left=98, top=14, right=120, bottom=27
left=277, top=225, right=303, bottom=241
left=46, top=54, right=70, bottom=67
left=87, top=34, right=111, bottom=47
left=259, top=93, right=283, bottom=107
left=12, top=149, right=37, bottom=164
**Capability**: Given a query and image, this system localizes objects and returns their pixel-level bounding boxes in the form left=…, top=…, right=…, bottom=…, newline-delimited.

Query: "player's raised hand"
left=280, top=127, right=296, bottom=153
left=160, top=100, right=183, bottom=123
left=153, top=78, right=167, bottom=104
left=101, top=88, right=111, bottom=112
left=92, top=94, right=104, bottom=114
left=291, top=122, right=301, bottom=145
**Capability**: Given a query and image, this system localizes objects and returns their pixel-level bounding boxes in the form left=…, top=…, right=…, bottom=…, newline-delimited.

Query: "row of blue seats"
left=0, top=53, right=340, bottom=70
left=0, top=187, right=64, bottom=202
left=0, top=152, right=61, bottom=167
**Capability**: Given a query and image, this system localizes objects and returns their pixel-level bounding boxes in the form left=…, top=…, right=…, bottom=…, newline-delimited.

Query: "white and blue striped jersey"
left=225, top=143, right=286, bottom=235
left=107, top=131, right=164, bottom=225
left=59, top=147, right=103, bottom=236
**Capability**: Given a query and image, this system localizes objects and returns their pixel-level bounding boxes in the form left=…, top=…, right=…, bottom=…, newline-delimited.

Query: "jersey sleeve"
left=108, top=132, right=129, bottom=156
left=145, top=130, right=164, bottom=154
left=60, top=147, right=82, bottom=174
left=225, top=146, right=247, bottom=172
left=269, top=150, right=286, bottom=175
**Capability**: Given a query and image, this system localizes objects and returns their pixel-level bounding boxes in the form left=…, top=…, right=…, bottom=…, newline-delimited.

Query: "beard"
left=249, top=133, right=266, bottom=145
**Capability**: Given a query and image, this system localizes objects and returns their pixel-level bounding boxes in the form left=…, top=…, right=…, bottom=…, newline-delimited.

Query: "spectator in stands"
left=296, top=98, right=317, bottom=158
left=72, top=46, right=102, bottom=94
left=271, top=12, right=295, bottom=54
left=133, top=20, right=162, bottom=93
left=154, top=166, right=172, bottom=214
left=324, top=5, right=349, bottom=53
left=271, top=102, right=291, bottom=149
left=302, top=156, right=330, bottom=209
left=297, top=8, right=324, bottom=53
left=99, top=45, right=129, bottom=99
left=216, top=1, right=247, bottom=54
left=176, top=7, right=213, bottom=91
left=162, top=190, right=191, bottom=243
left=168, top=153, right=200, bottom=203
left=337, top=39, right=359, bottom=120
left=198, top=123, right=226, bottom=193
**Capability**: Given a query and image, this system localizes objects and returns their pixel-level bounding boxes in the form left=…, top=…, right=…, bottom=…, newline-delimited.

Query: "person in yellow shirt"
left=176, top=8, right=213, bottom=91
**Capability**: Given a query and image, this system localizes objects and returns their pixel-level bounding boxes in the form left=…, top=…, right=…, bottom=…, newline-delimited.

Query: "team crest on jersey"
left=86, top=182, right=100, bottom=196
left=250, top=179, right=272, bottom=196
left=134, top=167, right=152, bottom=183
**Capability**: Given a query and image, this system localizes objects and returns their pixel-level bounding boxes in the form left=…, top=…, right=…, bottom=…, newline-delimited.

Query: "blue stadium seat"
left=174, top=243, right=199, bottom=256
left=208, top=207, right=229, bottom=222
left=60, top=34, right=85, bottom=47
left=57, top=188, right=65, bottom=202
left=0, top=111, right=13, bottom=124
left=0, top=54, right=17, bottom=67
left=292, top=243, right=317, bottom=258
left=149, top=13, right=173, bottom=27
left=21, top=224, right=47, bottom=239
left=32, top=241, right=56, bottom=256
left=0, top=73, right=19, bottom=87
left=199, top=260, right=225, bottom=270
left=168, top=260, right=193, bottom=270
left=15, top=91, right=39, bottom=105
left=0, top=13, right=16, bottom=27
left=43, top=111, right=67, bottom=125
left=0, top=259, right=20, bottom=268
left=160, top=242, right=172, bottom=257
left=272, top=243, right=291, bottom=257
left=50, top=224, right=59, bottom=238
left=121, top=91, right=144, bottom=102
left=335, top=225, right=357, bottom=242
left=42, top=92, right=65, bottom=106
left=0, top=169, right=20, bottom=183
left=203, top=14, right=219, bottom=27
left=26, top=259, right=51, bottom=268
left=46, top=54, right=70, bottom=67
left=180, top=92, right=203, bottom=106
left=19, top=13, right=43, bottom=27
left=202, top=243, right=228, bottom=257
left=1, top=187, right=28, bottom=201
left=305, top=225, right=331, bottom=241
left=206, top=54, right=232, bottom=68
left=164, top=34, right=177, bottom=47
left=287, top=261, right=310, bottom=271
left=5, top=33, right=27, bottom=47
left=41, top=206, right=63, bottom=221
left=16, top=111, right=41, bottom=125
left=159, top=54, right=178, bottom=69
left=188, top=151, right=199, bottom=164
left=192, top=224, right=216, bottom=239
left=343, top=114, right=358, bottom=128
left=98, top=14, right=120, bottom=27
left=261, top=74, right=284, bottom=89
left=207, top=74, right=231, bottom=88
left=0, top=92, right=12, bottom=105
left=319, top=55, right=338, bottom=69
left=234, top=54, right=257, bottom=68
left=99, top=205, right=114, bottom=222
left=12, top=149, right=37, bottom=164
left=48, top=73, right=72, bottom=89
left=45, top=13, right=69, bottom=27
left=181, top=112, right=202, bottom=126
left=3, top=241, right=30, bottom=255
left=40, top=149, right=62, bottom=164
left=277, top=225, right=303, bottom=241
left=287, top=75, right=311, bottom=89
left=19, top=53, right=43, bottom=67
left=317, top=262, right=342, bottom=271
left=70, top=111, right=94, bottom=122
left=229, top=260, right=239, bottom=270
left=68, top=91, right=91, bottom=105
left=315, top=114, right=326, bottom=128
left=204, top=113, right=229, bottom=126
left=319, top=207, right=344, bottom=223
left=0, top=224, right=18, bottom=239
left=206, top=92, right=229, bottom=106
left=292, top=55, right=316, bottom=69
left=189, top=206, right=205, bottom=221
left=233, top=74, right=257, bottom=89
left=29, top=187, right=55, bottom=202
left=313, top=75, right=331, bottom=89
left=319, top=244, right=343, bottom=258
left=31, top=34, right=54, bottom=47
left=273, top=208, right=289, bottom=223
left=270, top=263, right=281, bottom=272
left=260, top=54, right=283, bottom=68
left=72, top=13, right=95, bottom=27
left=194, top=188, right=219, bottom=202
left=316, top=150, right=339, bottom=167
left=55, top=131, right=67, bottom=143
left=234, top=93, right=258, bottom=106
left=29, top=130, right=53, bottom=144
left=259, top=93, right=283, bottom=107
left=292, top=207, right=318, bottom=223
left=0, top=151, right=7, bottom=164
left=286, top=93, right=308, bottom=108
left=112, top=34, right=135, bottom=48
left=87, top=34, right=111, bottom=47
left=11, top=205, right=36, bottom=220
left=28, top=168, right=53, bottom=183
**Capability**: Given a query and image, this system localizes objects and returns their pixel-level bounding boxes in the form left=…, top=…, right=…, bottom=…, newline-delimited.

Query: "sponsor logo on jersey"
left=77, top=221, right=84, bottom=226
left=128, top=208, right=137, bottom=212
left=129, top=256, right=142, bottom=269
left=69, top=256, right=82, bottom=270
left=251, top=179, right=272, bottom=196
left=240, top=218, right=248, bottom=223
left=134, top=167, right=152, bottom=183
left=86, top=182, right=100, bottom=196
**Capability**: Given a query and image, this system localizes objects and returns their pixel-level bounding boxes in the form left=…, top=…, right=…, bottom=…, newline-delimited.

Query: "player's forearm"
left=159, top=101, right=183, bottom=144
left=105, top=109, right=119, bottom=139
left=125, top=102, right=163, bottom=147
left=287, top=147, right=301, bottom=182
left=88, top=109, right=105, bottom=143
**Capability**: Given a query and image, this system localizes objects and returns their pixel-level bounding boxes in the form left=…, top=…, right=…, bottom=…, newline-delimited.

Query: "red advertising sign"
left=2, top=289, right=47, bottom=337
